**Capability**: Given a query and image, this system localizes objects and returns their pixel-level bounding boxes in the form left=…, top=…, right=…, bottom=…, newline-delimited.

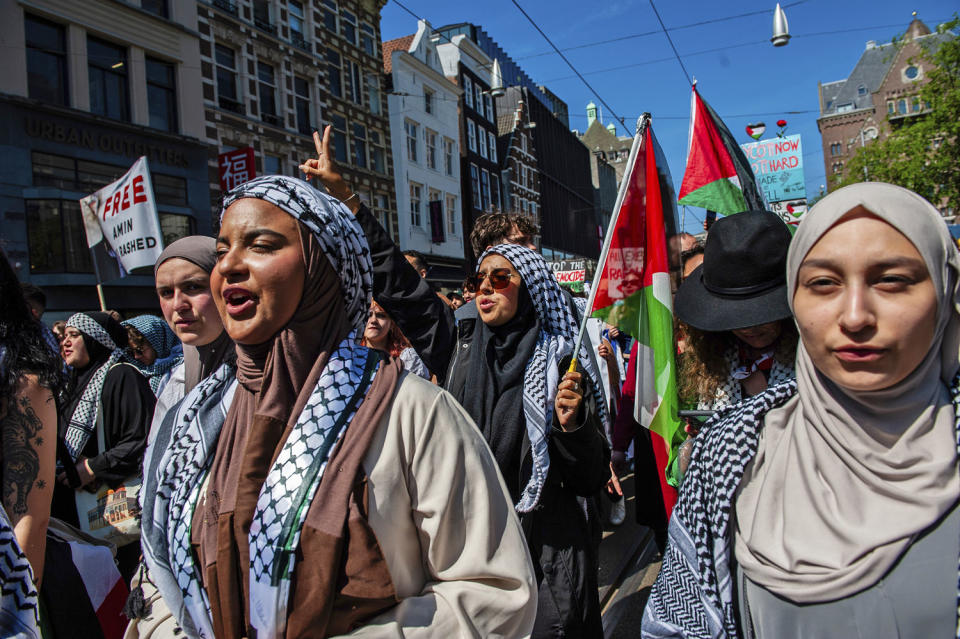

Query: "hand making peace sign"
left=298, top=125, right=360, bottom=213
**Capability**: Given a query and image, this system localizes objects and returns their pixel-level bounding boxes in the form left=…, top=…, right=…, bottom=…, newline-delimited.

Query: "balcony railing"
left=218, top=97, right=244, bottom=114
left=290, top=31, right=311, bottom=52
left=261, top=113, right=283, bottom=127
left=211, top=0, right=238, bottom=16
left=254, top=17, right=277, bottom=36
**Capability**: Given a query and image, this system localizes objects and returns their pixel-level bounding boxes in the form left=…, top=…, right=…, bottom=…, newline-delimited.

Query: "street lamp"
left=488, top=59, right=505, bottom=98
left=771, top=3, right=791, bottom=47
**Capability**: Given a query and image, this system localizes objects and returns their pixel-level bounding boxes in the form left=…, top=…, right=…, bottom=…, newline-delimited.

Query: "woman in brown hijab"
left=141, top=176, right=535, bottom=639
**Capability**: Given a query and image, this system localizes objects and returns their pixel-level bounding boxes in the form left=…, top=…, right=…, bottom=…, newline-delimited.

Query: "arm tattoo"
left=2, top=397, right=45, bottom=516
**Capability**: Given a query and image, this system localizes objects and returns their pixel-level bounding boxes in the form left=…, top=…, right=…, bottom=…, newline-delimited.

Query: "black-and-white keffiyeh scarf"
left=141, top=175, right=376, bottom=639
left=0, top=503, right=40, bottom=638
left=63, top=312, right=125, bottom=461
left=478, top=244, right=608, bottom=512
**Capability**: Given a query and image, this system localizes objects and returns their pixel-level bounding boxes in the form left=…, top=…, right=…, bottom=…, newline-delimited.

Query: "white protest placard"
left=79, top=156, right=164, bottom=281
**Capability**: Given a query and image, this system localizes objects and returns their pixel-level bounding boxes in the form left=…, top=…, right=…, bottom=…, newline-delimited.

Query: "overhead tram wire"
left=508, top=0, right=632, bottom=136
left=648, top=0, right=693, bottom=87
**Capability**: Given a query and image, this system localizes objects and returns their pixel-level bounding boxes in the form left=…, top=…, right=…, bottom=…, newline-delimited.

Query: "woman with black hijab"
left=54, top=311, right=154, bottom=580
left=301, top=129, right=611, bottom=637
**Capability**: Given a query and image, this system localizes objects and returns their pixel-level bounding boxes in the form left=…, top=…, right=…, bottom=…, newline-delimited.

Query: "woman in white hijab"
left=643, top=182, right=960, bottom=639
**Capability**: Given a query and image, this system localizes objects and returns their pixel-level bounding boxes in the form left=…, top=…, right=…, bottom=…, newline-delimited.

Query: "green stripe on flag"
left=678, top=177, right=747, bottom=216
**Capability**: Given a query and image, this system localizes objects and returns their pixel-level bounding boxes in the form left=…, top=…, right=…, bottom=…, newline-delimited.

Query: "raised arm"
left=300, top=128, right=457, bottom=382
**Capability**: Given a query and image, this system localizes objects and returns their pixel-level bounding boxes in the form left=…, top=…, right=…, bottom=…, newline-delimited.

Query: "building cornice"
left=393, top=51, right=463, bottom=96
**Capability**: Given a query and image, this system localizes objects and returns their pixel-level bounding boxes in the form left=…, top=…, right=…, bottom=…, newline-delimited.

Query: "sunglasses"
left=466, top=268, right=517, bottom=292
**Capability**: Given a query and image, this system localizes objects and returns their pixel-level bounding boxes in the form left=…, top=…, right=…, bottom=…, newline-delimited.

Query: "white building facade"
left=385, top=20, right=464, bottom=286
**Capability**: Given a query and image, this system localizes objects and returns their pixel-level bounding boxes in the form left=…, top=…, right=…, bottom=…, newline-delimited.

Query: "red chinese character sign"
left=78, top=156, right=163, bottom=283
left=219, top=147, right=256, bottom=192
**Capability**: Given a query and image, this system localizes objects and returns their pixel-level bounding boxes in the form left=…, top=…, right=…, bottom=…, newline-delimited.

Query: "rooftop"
left=382, top=34, right=414, bottom=74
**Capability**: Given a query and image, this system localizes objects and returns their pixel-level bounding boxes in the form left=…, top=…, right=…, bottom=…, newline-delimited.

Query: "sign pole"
left=96, top=284, right=107, bottom=312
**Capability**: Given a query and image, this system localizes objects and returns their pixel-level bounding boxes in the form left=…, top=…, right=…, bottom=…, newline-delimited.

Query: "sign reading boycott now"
left=79, top=156, right=164, bottom=282
left=740, top=134, right=807, bottom=204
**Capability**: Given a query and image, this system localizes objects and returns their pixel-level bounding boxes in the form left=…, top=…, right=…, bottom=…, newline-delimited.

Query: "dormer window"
left=857, top=85, right=867, bottom=96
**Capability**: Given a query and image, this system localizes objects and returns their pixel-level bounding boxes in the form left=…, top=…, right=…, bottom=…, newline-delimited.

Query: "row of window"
left=466, top=120, right=498, bottom=163
left=315, top=0, right=377, bottom=56
left=404, top=121, right=457, bottom=175
left=510, top=195, right=538, bottom=219
left=515, top=163, right=536, bottom=191
left=328, top=114, right=387, bottom=173
left=25, top=14, right=178, bottom=132
left=469, top=164, right=501, bottom=213
left=461, top=75, right=495, bottom=123
left=214, top=41, right=382, bottom=134
left=887, top=97, right=926, bottom=116
left=408, top=183, right=458, bottom=236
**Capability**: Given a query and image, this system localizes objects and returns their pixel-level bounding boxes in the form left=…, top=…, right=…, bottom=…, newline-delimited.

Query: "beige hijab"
left=735, top=182, right=960, bottom=603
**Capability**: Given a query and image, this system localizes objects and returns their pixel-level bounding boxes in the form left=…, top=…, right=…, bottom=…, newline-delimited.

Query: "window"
left=405, top=120, right=418, bottom=163
left=25, top=14, right=67, bottom=106
left=253, top=1, right=273, bottom=31
left=905, top=65, right=919, bottom=80
left=830, top=142, right=841, bottom=156
left=463, top=75, right=473, bottom=109
left=857, top=85, right=867, bottom=96
left=366, top=73, right=381, bottom=115
left=141, top=0, right=169, bottom=18
left=340, top=9, right=357, bottom=45
left=321, top=0, right=337, bottom=32
left=215, top=44, right=240, bottom=112
left=443, top=137, right=455, bottom=175
left=152, top=173, right=187, bottom=206
left=373, top=193, right=390, bottom=234
left=491, top=174, right=500, bottom=210
left=330, top=113, right=348, bottom=162
left=898, top=98, right=907, bottom=114
left=887, top=100, right=895, bottom=115
left=912, top=97, right=921, bottom=112
left=345, top=59, right=362, bottom=104
left=478, top=126, right=487, bottom=159
left=520, top=132, right=527, bottom=153
left=264, top=154, right=282, bottom=174
left=484, top=94, right=493, bottom=121
left=159, top=213, right=194, bottom=246
left=425, top=129, right=438, bottom=170
left=258, top=61, right=279, bottom=124
left=289, top=1, right=306, bottom=47
left=424, top=87, right=434, bottom=115
left=326, top=49, right=342, bottom=98
left=467, top=120, right=477, bottom=153
left=428, top=188, right=442, bottom=236
left=470, top=164, right=480, bottom=210
left=360, top=23, right=376, bottom=56
left=146, top=57, right=177, bottom=132
left=294, top=76, right=312, bottom=134
left=480, top=170, right=491, bottom=211
left=32, top=152, right=125, bottom=192
left=88, top=37, right=129, bottom=121
left=369, top=130, right=385, bottom=173
left=26, top=200, right=92, bottom=273
left=832, top=161, right=843, bottom=174
left=488, top=131, right=497, bottom=163
left=474, top=85, right=482, bottom=112
left=446, top=194, right=458, bottom=235
left=409, top=182, right=422, bottom=227
left=352, top=122, right=367, bottom=168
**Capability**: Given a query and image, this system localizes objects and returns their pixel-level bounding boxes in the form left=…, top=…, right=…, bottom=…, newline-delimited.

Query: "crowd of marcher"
left=1, top=125, right=958, bottom=639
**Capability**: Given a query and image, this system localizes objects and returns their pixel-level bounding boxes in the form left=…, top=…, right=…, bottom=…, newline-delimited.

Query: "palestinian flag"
left=678, top=85, right=765, bottom=215
left=591, top=120, right=684, bottom=465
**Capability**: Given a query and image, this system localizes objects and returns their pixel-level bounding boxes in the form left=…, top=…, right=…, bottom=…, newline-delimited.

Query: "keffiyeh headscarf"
left=0, top=504, right=39, bottom=638
left=122, top=315, right=183, bottom=395
left=62, top=312, right=128, bottom=461
left=141, top=176, right=377, bottom=639
left=476, top=244, right=608, bottom=512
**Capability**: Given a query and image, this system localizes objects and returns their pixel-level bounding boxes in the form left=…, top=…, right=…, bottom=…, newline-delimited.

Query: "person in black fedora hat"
left=675, top=210, right=798, bottom=413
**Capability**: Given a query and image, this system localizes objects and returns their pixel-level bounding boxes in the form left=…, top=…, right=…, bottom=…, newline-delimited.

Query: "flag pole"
left=96, top=284, right=107, bottom=312
left=568, top=113, right=650, bottom=373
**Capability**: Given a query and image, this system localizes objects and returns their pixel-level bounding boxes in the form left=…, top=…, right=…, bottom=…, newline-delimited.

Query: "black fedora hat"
left=674, top=210, right=792, bottom=332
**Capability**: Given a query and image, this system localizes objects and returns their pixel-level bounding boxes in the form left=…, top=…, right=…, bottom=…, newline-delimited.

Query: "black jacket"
left=357, top=204, right=609, bottom=637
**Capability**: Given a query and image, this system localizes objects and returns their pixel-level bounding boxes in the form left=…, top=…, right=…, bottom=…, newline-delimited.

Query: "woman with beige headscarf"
left=643, top=182, right=960, bottom=639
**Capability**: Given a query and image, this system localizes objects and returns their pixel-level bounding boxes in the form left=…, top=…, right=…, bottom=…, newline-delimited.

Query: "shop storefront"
left=0, top=95, right=210, bottom=319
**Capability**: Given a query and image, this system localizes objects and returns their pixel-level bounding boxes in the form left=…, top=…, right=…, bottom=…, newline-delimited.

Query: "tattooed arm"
left=1, top=374, right=56, bottom=585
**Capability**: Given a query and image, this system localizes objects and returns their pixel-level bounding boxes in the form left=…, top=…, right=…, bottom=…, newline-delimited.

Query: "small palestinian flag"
left=678, top=86, right=765, bottom=215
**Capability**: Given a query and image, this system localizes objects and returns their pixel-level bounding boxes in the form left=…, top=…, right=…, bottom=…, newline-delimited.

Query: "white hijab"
left=735, top=182, right=960, bottom=603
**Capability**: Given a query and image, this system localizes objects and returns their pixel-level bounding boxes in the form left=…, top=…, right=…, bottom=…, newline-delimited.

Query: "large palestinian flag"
left=678, top=86, right=765, bottom=215
left=591, top=120, right=684, bottom=465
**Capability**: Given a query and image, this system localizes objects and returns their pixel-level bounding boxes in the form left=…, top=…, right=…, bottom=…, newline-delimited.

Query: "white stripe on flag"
left=67, top=541, right=122, bottom=610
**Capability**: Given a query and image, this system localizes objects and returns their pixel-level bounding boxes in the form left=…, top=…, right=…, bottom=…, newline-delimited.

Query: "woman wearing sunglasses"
left=301, top=129, right=611, bottom=638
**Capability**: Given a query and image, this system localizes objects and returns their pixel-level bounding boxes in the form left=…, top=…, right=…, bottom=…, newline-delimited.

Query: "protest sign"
left=740, top=134, right=807, bottom=204
left=79, top=156, right=164, bottom=284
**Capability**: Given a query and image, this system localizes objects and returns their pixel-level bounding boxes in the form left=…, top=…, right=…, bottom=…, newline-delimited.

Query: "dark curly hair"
left=0, top=251, right=65, bottom=400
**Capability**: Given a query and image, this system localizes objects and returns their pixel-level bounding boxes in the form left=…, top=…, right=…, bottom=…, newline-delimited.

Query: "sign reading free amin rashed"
left=740, top=134, right=807, bottom=204
left=79, top=156, right=164, bottom=282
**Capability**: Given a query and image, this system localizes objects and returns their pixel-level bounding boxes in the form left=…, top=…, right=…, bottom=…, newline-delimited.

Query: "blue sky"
left=381, top=0, right=955, bottom=234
